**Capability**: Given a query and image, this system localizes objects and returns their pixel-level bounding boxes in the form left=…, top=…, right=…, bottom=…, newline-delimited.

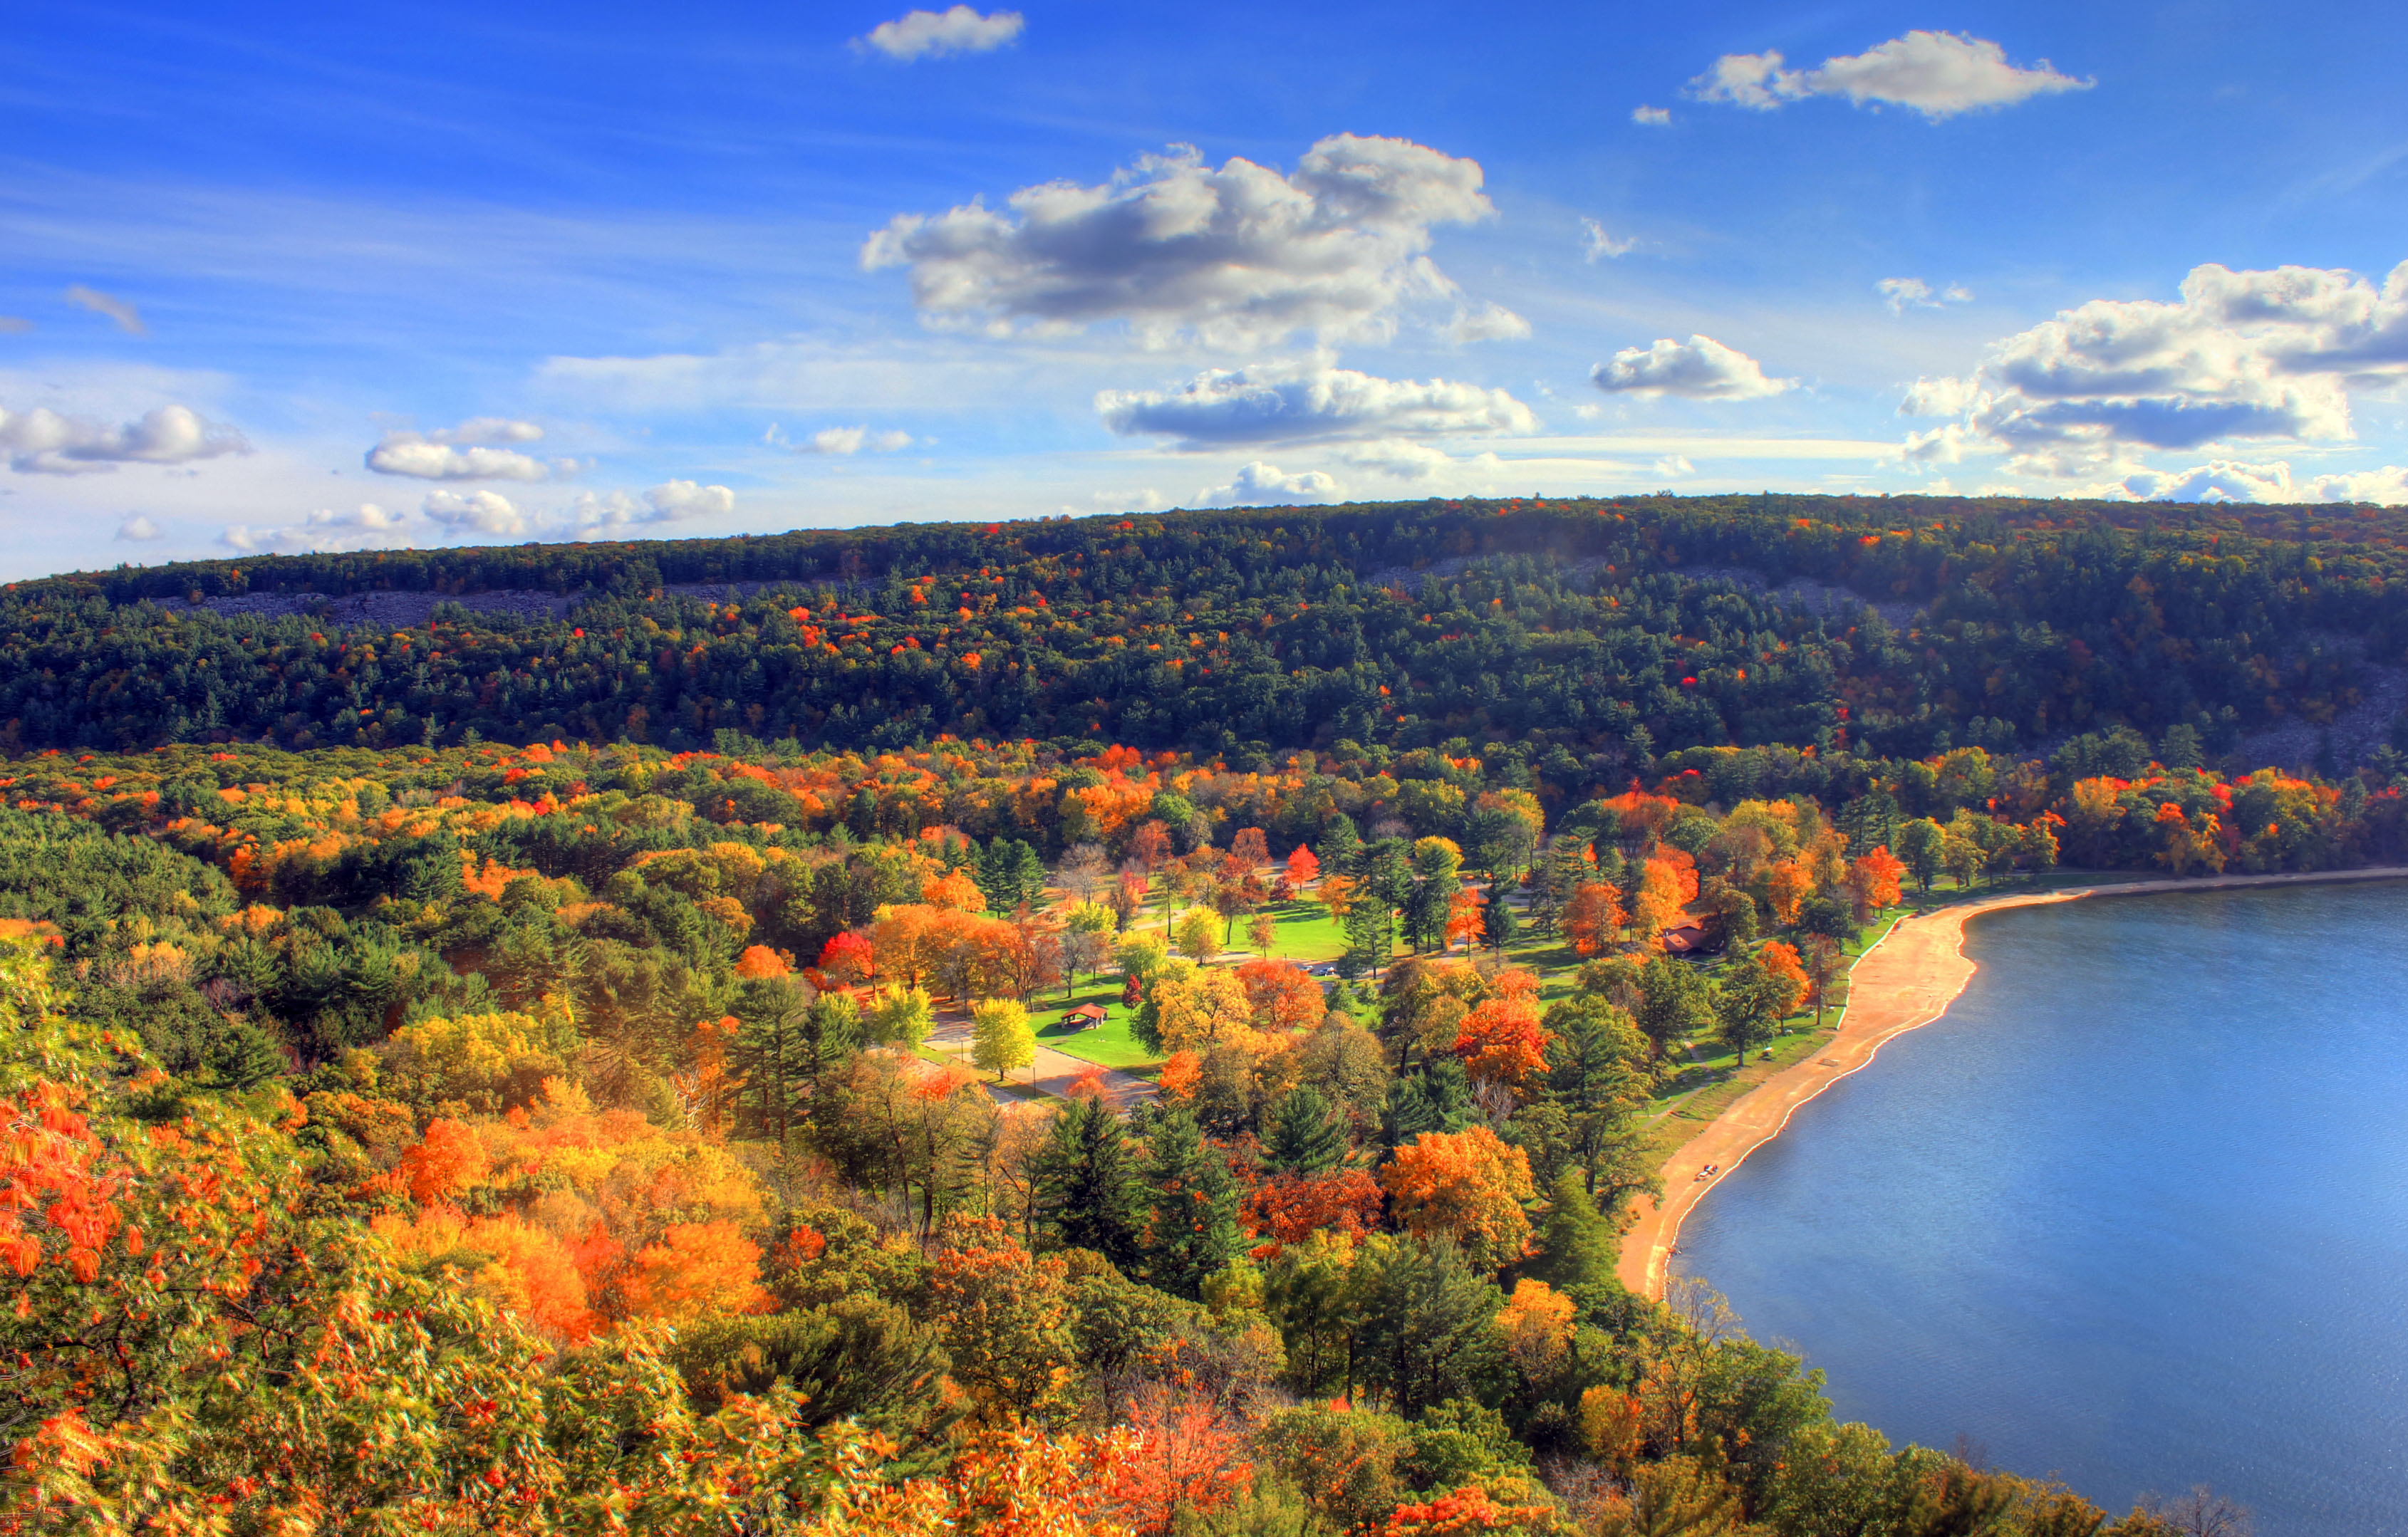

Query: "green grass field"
left=1030, top=977, right=1161, bottom=1068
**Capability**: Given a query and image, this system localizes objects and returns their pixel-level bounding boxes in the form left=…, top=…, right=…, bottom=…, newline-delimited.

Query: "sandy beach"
left=1614, top=865, right=2408, bottom=1299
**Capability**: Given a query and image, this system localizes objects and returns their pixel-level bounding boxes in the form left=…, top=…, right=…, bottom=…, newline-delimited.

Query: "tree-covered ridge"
left=6, top=494, right=2407, bottom=760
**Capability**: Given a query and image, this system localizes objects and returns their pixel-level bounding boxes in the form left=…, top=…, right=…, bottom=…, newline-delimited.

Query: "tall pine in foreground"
left=1141, top=1108, right=1240, bottom=1298
left=1038, top=1096, right=1143, bottom=1271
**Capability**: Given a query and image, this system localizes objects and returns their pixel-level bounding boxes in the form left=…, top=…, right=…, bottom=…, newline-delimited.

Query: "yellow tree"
left=971, top=998, right=1034, bottom=1083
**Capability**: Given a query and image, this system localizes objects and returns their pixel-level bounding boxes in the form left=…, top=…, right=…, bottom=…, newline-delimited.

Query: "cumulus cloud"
left=421, top=489, right=526, bottom=535
left=365, top=420, right=561, bottom=481
left=857, top=6, right=1022, bottom=61
left=1631, top=105, right=1671, bottom=127
left=1582, top=219, right=1636, bottom=261
left=1691, top=31, right=2090, bottom=120
left=1196, top=462, right=1341, bottom=508
left=222, top=503, right=414, bottom=554
left=1877, top=277, right=1972, bottom=314
left=116, top=514, right=162, bottom=541
left=568, top=480, right=736, bottom=533
left=1341, top=438, right=1454, bottom=480
left=766, top=424, right=915, bottom=454
left=2102, top=459, right=2408, bottom=506
left=861, top=134, right=1498, bottom=349
left=0, top=402, right=249, bottom=474
left=1899, top=259, right=2408, bottom=476
left=64, top=286, right=147, bottom=335
left=1097, top=360, right=1540, bottom=449
left=1591, top=335, right=1792, bottom=400
left=1446, top=302, right=1531, bottom=344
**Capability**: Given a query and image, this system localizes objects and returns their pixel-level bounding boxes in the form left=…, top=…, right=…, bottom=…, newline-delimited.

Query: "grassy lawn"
left=1030, top=976, right=1162, bottom=1069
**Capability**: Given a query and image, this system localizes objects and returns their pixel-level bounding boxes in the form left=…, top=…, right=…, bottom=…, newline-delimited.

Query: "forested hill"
left=10, top=493, right=2408, bottom=764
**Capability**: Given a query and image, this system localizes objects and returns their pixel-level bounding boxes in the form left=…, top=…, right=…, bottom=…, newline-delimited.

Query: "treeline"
left=7, top=495, right=2408, bottom=761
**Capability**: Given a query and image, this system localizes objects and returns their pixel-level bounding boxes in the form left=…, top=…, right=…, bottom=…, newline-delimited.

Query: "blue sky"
left=6, top=0, right=2408, bottom=576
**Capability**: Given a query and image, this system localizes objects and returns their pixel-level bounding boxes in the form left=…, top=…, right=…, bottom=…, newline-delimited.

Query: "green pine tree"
left=1039, top=1096, right=1144, bottom=1271
left=1264, top=1085, right=1345, bottom=1174
left=1527, top=1167, right=1616, bottom=1289
left=1384, top=1059, right=1478, bottom=1147
left=1487, top=893, right=1520, bottom=952
left=1141, top=1108, right=1240, bottom=1298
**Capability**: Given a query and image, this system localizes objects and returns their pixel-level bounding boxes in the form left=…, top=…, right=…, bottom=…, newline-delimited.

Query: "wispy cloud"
left=63, top=285, right=147, bottom=335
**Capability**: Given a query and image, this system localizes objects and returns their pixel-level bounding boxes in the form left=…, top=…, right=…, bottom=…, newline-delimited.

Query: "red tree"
left=819, top=930, right=875, bottom=986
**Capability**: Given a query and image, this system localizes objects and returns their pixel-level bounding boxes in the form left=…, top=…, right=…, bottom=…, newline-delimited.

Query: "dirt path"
left=923, top=1016, right=1158, bottom=1110
left=1614, top=865, right=2408, bottom=1300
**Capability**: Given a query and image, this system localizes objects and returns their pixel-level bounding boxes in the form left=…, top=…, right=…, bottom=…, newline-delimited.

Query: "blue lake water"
left=1669, top=882, right=2408, bottom=1535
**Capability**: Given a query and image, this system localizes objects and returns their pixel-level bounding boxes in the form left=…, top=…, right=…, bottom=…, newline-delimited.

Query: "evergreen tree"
left=1264, top=1085, right=1345, bottom=1174
left=1141, top=1108, right=1240, bottom=1299
left=1341, top=897, right=1394, bottom=979
left=1384, top=1059, right=1478, bottom=1147
left=1487, top=892, right=1520, bottom=952
left=1039, top=1096, right=1144, bottom=1270
left=1352, top=1236, right=1508, bottom=1416
left=1632, top=956, right=1713, bottom=1058
left=1527, top=1168, right=1616, bottom=1290
left=1319, top=813, right=1364, bottom=877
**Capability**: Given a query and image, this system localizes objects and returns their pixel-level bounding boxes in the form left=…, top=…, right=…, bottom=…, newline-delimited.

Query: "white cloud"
left=1446, top=302, right=1531, bottom=344
left=1064, top=487, right=1169, bottom=515
left=64, top=285, right=147, bottom=335
left=421, top=488, right=526, bottom=535
left=1197, top=462, right=1341, bottom=508
left=567, top=479, right=736, bottom=533
left=0, top=317, right=31, bottom=335
left=364, top=420, right=562, bottom=481
left=0, top=402, right=248, bottom=474
left=1899, top=259, right=2408, bottom=476
left=1097, top=360, right=1540, bottom=449
left=861, top=134, right=1498, bottom=349
left=423, top=416, right=543, bottom=445
left=1592, top=335, right=1793, bottom=400
left=766, top=423, right=915, bottom=454
left=2103, top=459, right=2408, bottom=505
left=1582, top=219, right=1636, bottom=261
left=222, top=503, right=413, bottom=554
left=1341, top=438, right=1454, bottom=479
left=1877, top=277, right=1972, bottom=314
left=857, top=6, right=1023, bottom=61
left=644, top=479, right=735, bottom=520
left=1631, top=106, right=1671, bottom=127
left=366, top=438, right=551, bottom=480
left=1654, top=455, right=1695, bottom=477
left=1691, top=31, right=2091, bottom=121
left=116, top=514, right=162, bottom=541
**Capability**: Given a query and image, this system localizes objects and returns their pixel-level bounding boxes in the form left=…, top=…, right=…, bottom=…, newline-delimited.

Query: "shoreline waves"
left=1614, top=865, right=2408, bottom=1300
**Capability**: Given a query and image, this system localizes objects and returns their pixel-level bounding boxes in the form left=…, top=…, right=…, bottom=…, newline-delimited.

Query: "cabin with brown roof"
left=1660, top=924, right=1716, bottom=957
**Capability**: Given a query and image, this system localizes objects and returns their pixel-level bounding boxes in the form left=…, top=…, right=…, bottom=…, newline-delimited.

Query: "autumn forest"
left=6, top=494, right=2400, bottom=1535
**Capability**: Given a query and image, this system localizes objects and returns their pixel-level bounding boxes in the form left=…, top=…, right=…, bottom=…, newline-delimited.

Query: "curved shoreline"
left=1614, top=865, right=2408, bottom=1300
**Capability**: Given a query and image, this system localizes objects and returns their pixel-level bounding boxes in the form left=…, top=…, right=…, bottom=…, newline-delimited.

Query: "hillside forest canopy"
left=9, top=493, right=2408, bottom=773
left=0, top=494, right=2355, bottom=1535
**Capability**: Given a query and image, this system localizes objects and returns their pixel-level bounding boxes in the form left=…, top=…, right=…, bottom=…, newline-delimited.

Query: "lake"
left=1670, top=882, right=2408, bottom=1535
